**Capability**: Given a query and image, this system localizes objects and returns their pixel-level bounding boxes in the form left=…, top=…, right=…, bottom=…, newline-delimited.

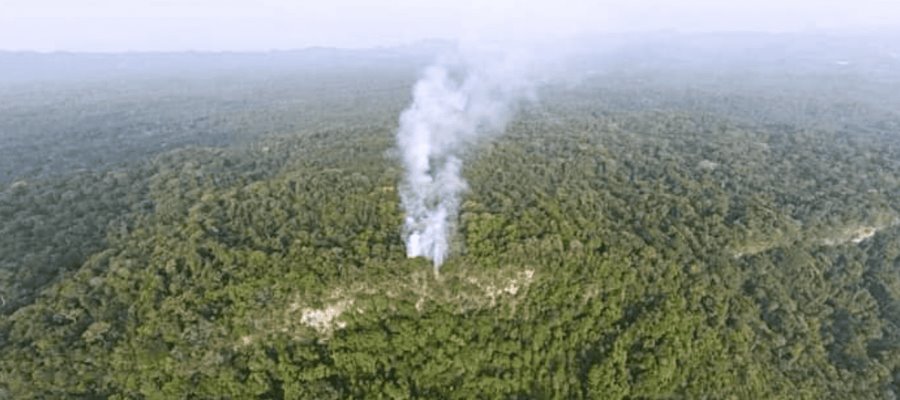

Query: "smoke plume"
left=397, top=46, right=533, bottom=269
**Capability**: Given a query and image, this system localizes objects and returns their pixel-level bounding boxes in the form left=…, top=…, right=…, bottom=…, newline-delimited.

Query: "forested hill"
left=1, top=37, right=899, bottom=398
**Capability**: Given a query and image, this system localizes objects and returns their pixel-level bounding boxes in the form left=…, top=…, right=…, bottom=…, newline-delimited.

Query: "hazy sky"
left=1, top=0, right=898, bottom=52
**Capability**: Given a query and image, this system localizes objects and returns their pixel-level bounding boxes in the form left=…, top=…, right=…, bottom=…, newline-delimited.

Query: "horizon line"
left=1, top=28, right=896, bottom=55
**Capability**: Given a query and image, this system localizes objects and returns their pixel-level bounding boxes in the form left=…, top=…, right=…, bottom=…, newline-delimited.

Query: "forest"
left=1, top=35, right=899, bottom=398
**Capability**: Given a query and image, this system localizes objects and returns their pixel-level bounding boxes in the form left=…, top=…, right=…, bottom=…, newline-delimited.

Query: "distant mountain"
left=0, top=40, right=453, bottom=84
left=3, top=31, right=898, bottom=86
left=572, top=30, right=900, bottom=76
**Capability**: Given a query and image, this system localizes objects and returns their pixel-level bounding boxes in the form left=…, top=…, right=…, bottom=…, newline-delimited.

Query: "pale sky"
left=1, top=0, right=898, bottom=52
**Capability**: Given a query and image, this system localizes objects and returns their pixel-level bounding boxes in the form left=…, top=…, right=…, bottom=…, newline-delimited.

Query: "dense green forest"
left=1, top=42, right=899, bottom=398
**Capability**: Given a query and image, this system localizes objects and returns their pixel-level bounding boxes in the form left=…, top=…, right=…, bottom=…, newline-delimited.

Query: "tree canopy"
left=1, top=60, right=899, bottom=399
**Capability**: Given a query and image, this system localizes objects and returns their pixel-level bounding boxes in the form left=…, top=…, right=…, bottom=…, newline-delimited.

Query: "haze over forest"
left=1, top=1, right=899, bottom=398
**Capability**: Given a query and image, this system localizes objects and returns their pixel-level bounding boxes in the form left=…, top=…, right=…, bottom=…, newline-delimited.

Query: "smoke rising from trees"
left=397, top=46, right=534, bottom=269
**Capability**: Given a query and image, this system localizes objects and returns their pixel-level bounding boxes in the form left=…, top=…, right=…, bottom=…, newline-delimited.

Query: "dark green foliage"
left=1, top=65, right=899, bottom=399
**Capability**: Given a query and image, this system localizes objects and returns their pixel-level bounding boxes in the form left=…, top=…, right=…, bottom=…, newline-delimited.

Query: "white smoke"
left=396, top=0, right=593, bottom=269
left=397, top=46, right=534, bottom=269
